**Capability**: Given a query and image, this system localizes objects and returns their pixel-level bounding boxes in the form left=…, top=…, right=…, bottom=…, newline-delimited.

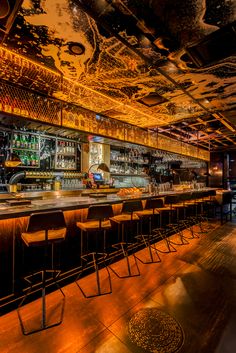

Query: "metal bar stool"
left=76, top=204, right=114, bottom=298
left=134, top=197, right=168, bottom=263
left=17, top=210, right=67, bottom=335
left=200, top=190, right=217, bottom=229
left=191, top=190, right=212, bottom=229
left=109, top=199, right=143, bottom=278
left=177, top=192, right=201, bottom=240
left=151, top=198, right=177, bottom=254
left=185, top=191, right=207, bottom=235
left=163, top=194, right=190, bottom=247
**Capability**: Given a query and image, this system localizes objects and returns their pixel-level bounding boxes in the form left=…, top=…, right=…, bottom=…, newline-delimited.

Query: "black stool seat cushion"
left=110, top=214, right=139, bottom=223
left=21, top=210, right=67, bottom=247
left=77, top=220, right=112, bottom=231
left=158, top=206, right=174, bottom=211
left=110, top=199, right=143, bottom=223
left=135, top=209, right=159, bottom=217
left=22, top=228, right=66, bottom=247
left=77, top=204, right=114, bottom=231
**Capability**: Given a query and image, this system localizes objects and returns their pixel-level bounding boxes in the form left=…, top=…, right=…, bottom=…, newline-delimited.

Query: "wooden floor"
left=0, top=220, right=236, bottom=353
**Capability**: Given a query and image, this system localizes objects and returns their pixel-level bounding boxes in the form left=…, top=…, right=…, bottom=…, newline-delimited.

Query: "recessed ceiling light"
left=68, top=42, right=85, bottom=55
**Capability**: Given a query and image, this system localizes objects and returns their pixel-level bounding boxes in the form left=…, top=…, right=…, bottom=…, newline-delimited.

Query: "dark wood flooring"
left=0, top=220, right=236, bottom=353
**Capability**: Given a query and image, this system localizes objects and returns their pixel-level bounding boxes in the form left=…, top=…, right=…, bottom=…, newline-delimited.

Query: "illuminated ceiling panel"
left=0, top=0, right=235, bottom=150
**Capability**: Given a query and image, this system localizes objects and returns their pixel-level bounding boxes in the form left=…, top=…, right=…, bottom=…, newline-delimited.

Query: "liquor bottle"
left=12, top=133, right=17, bottom=148
left=62, top=141, right=66, bottom=154
left=30, top=135, right=35, bottom=150
left=65, top=141, right=68, bottom=153
left=24, top=135, right=29, bottom=148
left=60, top=156, right=65, bottom=169
left=59, top=155, right=62, bottom=168
left=30, top=153, right=35, bottom=166
left=35, top=153, right=39, bottom=166
left=26, top=152, right=30, bottom=166
left=32, top=152, right=36, bottom=166
left=15, top=134, right=21, bottom=148
left=35, top=136, right=39, bottom=150
left=60, top=141, right=64, bottom=153
left=57, top=155, right=61, bottom=168
left=68, top=142, right=72, bottom=154
left=58, top=141, right=62, bottom=153
left=20, top=134, right=25, bottom=148
left=23, top=151, right=28, bottom=166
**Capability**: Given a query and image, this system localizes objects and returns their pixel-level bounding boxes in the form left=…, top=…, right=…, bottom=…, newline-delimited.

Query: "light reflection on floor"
left=0, top=222, right=236, bottom=353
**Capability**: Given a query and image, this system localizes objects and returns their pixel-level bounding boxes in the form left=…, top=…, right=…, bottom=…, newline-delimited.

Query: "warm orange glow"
left=64, top=77, right=163, bottom=123
left=0, top=46, right=61, bottom=77
left=0, top=47, right=210, bottom=161
left=153, top=38, right=169, bottom=50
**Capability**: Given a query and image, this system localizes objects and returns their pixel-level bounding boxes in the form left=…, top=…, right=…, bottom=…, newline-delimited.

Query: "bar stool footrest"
left=18, top=270, right=65, bottom=335
left=109, top=243, right=141, bottom=278
left=81, top=252, right=108, bottom=263
left=76, top=251, right=112, bottom=298
left=135, top=244, right=162, bottom=264
left=24, top=270, right=61, bottom=286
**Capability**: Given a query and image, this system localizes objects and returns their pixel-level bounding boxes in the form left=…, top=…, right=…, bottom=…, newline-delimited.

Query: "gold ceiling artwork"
left=0, top=0, right=235, bottom=153
left=0, top=1, right=221, bottom=123
left=0, top=47, right=209, bottom=161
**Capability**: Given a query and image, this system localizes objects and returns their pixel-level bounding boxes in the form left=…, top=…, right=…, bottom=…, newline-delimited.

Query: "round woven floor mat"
left=128, top=308, right=184, bottom=353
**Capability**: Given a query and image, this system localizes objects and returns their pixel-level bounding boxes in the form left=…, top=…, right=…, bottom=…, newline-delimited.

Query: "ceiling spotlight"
left=68, top=42, right=85, bottom=55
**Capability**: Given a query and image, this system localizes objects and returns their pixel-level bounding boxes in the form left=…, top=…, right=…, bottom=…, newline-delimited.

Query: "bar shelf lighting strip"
left=0, top=49, right=209, bottom=161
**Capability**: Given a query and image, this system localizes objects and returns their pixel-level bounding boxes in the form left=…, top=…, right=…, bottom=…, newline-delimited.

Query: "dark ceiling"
left=0, top=0, right=235, bottom=151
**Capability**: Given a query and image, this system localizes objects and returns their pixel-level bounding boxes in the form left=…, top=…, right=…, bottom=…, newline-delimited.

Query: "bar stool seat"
left=76, top=219, right=111, bottom=232
left=134, top=198, right=170, bottom=228
left=18, top=210, right=67, bottom=336
left=110, top=213, right=139, bottom=223
left=22, top=228, right=66, bottom=246
left=135, top=208, right=159, bottom=217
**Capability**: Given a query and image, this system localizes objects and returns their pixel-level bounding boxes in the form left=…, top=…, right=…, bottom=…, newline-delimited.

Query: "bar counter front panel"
left=0, top=188, right=224, bottom=312
left=0, top=191, right=145, bottom=307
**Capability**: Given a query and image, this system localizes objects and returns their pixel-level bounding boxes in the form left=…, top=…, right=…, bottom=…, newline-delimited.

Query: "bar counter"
left=0, top=188, right=227, bottom=220
left=0, top=187, right=228, bottom=313
left=0, top=189, right=177, bottom=220
left=0, top=187, right=223, bottom=219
